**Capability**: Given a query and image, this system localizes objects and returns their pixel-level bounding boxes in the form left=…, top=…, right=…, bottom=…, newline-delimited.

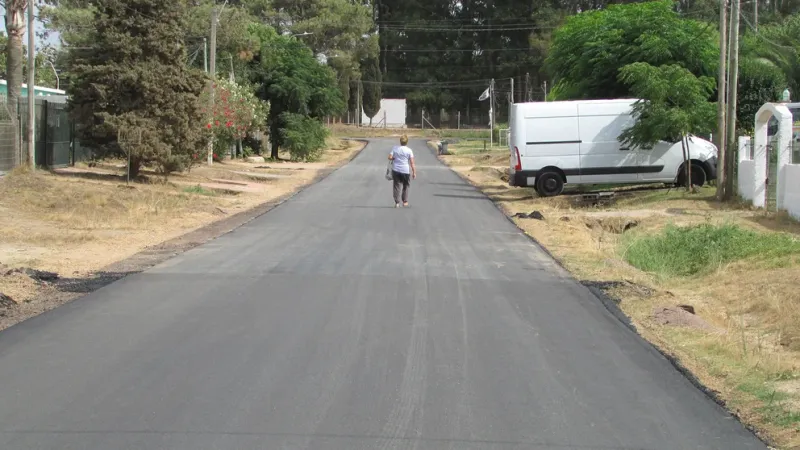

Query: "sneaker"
left=395, top=203, right=400, bottom=208
left=403, top=202, right=409, bottom=207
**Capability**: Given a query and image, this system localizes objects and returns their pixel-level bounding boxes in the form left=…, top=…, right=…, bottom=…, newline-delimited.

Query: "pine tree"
left=66, top=0, right=207, bottom=178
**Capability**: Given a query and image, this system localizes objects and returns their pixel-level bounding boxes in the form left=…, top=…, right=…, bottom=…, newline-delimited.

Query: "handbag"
left=385, top=161, right=394, bottom=180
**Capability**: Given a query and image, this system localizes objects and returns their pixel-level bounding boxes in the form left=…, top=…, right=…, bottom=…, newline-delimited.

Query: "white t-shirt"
left=390, top=145, right=414, bottom=174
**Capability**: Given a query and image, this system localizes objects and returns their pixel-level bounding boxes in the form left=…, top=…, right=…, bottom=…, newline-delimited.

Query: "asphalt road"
left=0, top=139, right=766, bottom=450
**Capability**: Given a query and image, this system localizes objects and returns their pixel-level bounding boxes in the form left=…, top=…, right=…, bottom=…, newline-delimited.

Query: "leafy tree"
left=269, top=0, right=377, bottom=106
left=361, top=56, right=381, bottom=125
left=736, top=58, right=786, bottom=134
left=184, top=1, right=261, bottom=78
left=618, top=63, right=717, bottom=190
left=67, top=0, right=207, bottom=178
left=248, top=24, right=345, bottom=159
left=547, top=0, right=717, bottom=100
left=741, top=16, right=800, bottom=95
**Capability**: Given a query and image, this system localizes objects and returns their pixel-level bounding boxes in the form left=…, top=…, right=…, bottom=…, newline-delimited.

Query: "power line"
left=380, top=25, right=555, bottom=32
left=740, top=12, right=795, bottom=50
left=382, top=47, right=534, bottom=53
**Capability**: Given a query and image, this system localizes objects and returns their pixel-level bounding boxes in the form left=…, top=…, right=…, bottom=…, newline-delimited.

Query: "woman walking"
left=388, top=135, right=416, bottom=207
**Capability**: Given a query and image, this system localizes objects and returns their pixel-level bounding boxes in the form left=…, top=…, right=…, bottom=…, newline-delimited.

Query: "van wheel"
left=536, top=172, right=564, bottom=197
left=677, top=164, right=707, bottom=187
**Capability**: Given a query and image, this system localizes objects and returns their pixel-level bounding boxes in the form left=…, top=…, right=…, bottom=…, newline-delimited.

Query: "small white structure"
left=361, top=99, right=407, bottom=128
left=738, top=101, right=800, bottom=219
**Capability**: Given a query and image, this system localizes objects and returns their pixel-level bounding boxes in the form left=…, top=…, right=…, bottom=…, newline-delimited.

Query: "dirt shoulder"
left=433, top=141, right=800, bottom=449
left=0, top=138, right=365, bottom=332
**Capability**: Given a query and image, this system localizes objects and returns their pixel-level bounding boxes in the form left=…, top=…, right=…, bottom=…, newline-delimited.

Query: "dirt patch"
left=584, top=217, right=640, bottom=234
left=652, top=306, right=719, bottom=332
left=0, top=139, right=365, bottom=332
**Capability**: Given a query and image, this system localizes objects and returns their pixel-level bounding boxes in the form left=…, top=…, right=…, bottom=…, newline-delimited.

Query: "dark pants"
left=392, top=170, right=411, bottom=204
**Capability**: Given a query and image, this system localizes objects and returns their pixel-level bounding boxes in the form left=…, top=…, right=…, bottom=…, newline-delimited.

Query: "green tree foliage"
left=619, top=63, right=716, bottom=191
left=0, top=35, right=60, bottom=89
left=618, top=63, right=716, bottom=148
left=67, top=0, right=207, bottom=177
left=736, top=58, right=786, bottom=133
left=547, top=0, right=717, bottom=100
left=741, top=16, right=800, bottom=95
left=270, top=0, right=377, bottom=102
left=361, top=56, right=382, bottom=124
left=280, top=112, right=329, bottom=161
left=248, top=24, right=345, bottom=159
left=184, top=1, right=261, bottom=78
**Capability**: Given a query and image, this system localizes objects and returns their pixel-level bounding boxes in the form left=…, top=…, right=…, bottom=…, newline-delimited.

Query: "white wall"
left=783, top=164, right=800, bottom=220
left=738, top=161, right=755, bottom=201
left=361, top=99, right=407, bottom=128
left=737, top=136, right=754, bottom=201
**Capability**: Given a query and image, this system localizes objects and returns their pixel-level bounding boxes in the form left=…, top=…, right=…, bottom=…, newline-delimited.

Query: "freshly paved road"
left=0, top=139, right=765, bottom=450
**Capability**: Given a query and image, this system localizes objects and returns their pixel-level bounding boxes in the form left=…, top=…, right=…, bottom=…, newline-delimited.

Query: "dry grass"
left=0, top=138, right=363, bottom=307
left=438, top=140, right=800, bottom=449
left=328, top=124, right=423, bottom=138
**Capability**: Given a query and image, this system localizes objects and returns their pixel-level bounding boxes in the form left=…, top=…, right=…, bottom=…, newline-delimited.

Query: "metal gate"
left=0, top=96, right=19, bottom=173
left=766, top=142, right=779, bottom=211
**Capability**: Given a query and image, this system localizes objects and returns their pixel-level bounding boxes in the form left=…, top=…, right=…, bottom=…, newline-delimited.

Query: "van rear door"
left=522, top=102, right=580, bottom=180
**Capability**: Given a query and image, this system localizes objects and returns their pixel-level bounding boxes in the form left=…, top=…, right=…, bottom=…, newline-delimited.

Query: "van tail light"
left=514, top=146, right=522, bottom=171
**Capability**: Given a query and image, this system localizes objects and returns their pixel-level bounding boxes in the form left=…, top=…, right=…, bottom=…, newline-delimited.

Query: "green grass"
left=182, top=184, right=217, bottom=197
left=738, top=377, right=800, bottom=427
left=623, top=223, right=800, bottom=278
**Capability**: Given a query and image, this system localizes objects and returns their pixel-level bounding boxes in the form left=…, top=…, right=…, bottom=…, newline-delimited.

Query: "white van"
left=508, top=99, right=719, bottom=196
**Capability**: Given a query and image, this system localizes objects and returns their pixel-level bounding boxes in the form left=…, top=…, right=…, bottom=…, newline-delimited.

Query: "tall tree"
left=4, top=0, right=28, bottom=166
left=269, top=0, right=377, bottom=104
left=361, top=56, right=381, bottom=125
left=248, top=24, right=345, bottom=159
left=67, top=0, right=207, bottom=177
left=619, top=63, right=717, bottom=190
left=547, top=0, right=718, bottom=100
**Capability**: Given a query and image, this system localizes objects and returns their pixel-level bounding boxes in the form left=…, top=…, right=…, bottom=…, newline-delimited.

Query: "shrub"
left=280, top=113, right=328, bottom=162
left=624, top=224, right=800, bottom=277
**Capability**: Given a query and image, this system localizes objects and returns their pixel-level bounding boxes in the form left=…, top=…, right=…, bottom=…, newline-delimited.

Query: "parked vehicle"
left=508, top=99, right=718, bottom=196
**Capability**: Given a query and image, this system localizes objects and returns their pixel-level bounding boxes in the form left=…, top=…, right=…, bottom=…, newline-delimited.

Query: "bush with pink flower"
left=200, top=80, right=269, bottom=157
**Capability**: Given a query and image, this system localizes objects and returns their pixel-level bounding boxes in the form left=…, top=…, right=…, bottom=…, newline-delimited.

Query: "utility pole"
left=26, top=0, right=35, bottom=170
left=725, top=0, right=741, bottom=199
left=525, top=73, right=530, bottom=102
left=510, top=77, right=514, bottom=103
left=357, top=81, right=362, bottom=127
left=203, top=37, right=208, bottom=73
left=490, top=78, right=495, bottom=148
left=754, top=0, right=758, bottom=30
left=207, top=6, right=218, bottom=166
left=543, top=81, right=548, bottom=101
left=716, top=0, right=728, bottom=201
